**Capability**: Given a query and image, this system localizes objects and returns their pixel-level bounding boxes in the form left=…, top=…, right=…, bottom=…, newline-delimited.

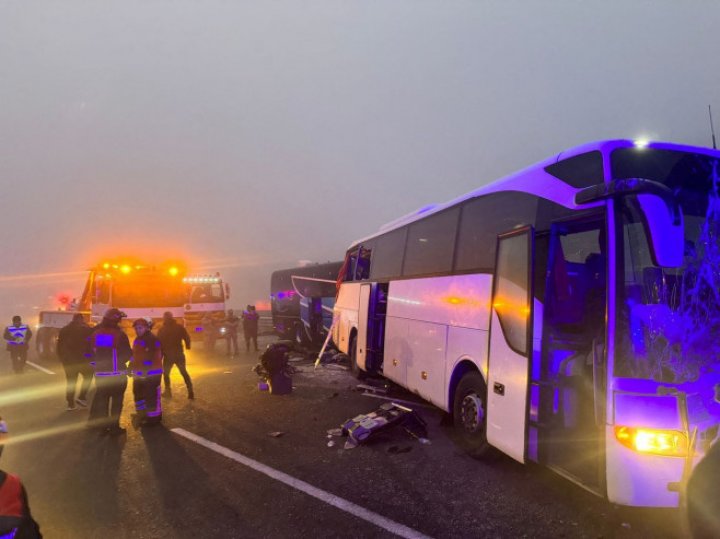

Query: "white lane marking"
left=26, top=361, right=55, bottom=375
left=172, top=428, right=433, bottom=539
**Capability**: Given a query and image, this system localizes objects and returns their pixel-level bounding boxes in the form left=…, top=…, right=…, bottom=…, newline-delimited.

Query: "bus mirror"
left=636, top=193, right=684, bottom=268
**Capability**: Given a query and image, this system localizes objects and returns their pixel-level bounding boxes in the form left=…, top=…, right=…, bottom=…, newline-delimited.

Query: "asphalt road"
left=0, top=338, right=687, bottom=538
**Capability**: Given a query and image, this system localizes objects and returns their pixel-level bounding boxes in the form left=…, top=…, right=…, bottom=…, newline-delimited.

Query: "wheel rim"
left=460, top=393, right=484, bottom=434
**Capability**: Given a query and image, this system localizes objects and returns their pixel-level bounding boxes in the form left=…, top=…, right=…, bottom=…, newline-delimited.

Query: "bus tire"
left=349, top=335, right=365, bottom=380
left=452, top=371, right=492, bottom=458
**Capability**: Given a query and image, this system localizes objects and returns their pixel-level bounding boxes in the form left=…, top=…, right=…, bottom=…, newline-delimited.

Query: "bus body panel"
left=606, top=391, right=685, bottom=506
left=383, top=316, right=408, bottom=386
left=445, top=327, right=490, bottom=411
left=386, top=275, right=492, bottom=330
left=334, top=282, right=361, bottom=354
left=605, top=426, right=683, bottom=507
left=357, top=284, right=371, bottom=371
left=487, top=309, right=528, bottom=463
left=405, top=320, right=447, bottom=409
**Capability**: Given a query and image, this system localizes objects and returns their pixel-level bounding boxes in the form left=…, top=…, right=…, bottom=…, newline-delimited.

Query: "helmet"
left=103, top=308, right=126, bottom=323
left=133, top=317, right=153, bottom=329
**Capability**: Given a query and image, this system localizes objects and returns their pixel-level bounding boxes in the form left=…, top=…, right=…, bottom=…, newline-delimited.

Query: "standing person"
left=0, top=417, right=42, bottom=538
left=242, top=305, right=260, bottom=352
left=88, top=308, right=131, bottom=436
left=57, top=314, right=94, bottom=411
left=224, top=309, right=240, bottom=357
left=3, top=316, right=32, bottom=374
left=157, top=312, right=194, bottom=400
left=129, top=318, right=163, bottom=428
left=201, top=313, right=217, bottom=352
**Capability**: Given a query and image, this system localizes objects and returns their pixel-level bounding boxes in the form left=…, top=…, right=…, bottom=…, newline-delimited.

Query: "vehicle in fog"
left=37, top=262, right=229, bottom=356
left=332, top=139, right=720, bottom=507
left=270, top=261, right=342, bottom=347
left=182, top=273, right=230, bottom=345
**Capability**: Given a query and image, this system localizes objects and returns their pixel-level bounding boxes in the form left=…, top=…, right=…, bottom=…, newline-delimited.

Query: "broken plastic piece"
left=268, top=431, right=285, bottom=437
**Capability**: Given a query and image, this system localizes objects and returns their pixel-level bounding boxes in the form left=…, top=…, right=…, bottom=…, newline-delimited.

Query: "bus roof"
left=350, top=139, right=720, bottom=249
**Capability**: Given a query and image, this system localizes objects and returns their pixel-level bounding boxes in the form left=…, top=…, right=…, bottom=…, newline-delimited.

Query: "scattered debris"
left=343, top=439, right=358, bottom=450
left=357, top=383, right=387, bottom=395
left=327, top=428, right=343, bottom=437
left=254, top=342, right=294, bottom=395
left=342, top=402, right=428, bottom=445
left=621, top=523, right=631, bottom=529
left=418, top=437, right=432, bottom=445
left=327, top=440, right=336, bottom=448
left=268, top=431, right=285, bottom=438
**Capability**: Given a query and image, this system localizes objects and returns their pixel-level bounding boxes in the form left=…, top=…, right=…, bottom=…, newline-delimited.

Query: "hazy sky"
left=1, top=0, right=719, bottom=320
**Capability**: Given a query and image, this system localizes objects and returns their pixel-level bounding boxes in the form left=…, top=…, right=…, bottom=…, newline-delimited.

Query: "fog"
left=1, top=0, right=718, bottom=323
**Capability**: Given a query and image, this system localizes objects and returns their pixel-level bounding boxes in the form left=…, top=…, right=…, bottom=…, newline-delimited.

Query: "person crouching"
left=130, top=318, right=163, bottom=428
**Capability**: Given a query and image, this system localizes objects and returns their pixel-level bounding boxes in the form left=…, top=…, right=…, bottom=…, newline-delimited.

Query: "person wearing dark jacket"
left=0, top=417, right=42, bottom=538
left=157, top=312, right=193, bottom=399
left=129, top=318, right=163, bottom=427
left=57, top=314, right=94, bottom=411
left=3, top=316, right=32, bottom=374
left=88, top=309, right=132, bottom=436
left=242, top=305, right=260, bottom=352
left=224, top=309, right=240, bottom=357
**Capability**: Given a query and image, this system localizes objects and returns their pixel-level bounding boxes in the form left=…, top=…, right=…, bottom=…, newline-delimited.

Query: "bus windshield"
left=111, top=273, right=187, bottom=308
left=612, top=148, right=720, bottom=382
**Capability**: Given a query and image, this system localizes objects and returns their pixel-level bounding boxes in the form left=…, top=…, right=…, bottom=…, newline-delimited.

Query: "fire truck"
left=182, top=273, right=230, bottom=346
left=36, top=261, right=229, bottom=359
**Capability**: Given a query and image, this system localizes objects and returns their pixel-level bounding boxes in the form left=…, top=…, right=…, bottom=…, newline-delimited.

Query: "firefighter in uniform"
left=3, top=316, right=32, bottom=374
left=129, top=318, right=163, bottom=428
left=88, top=309, right=131, bottom=436
left=0, top=418, right=42, bottom=538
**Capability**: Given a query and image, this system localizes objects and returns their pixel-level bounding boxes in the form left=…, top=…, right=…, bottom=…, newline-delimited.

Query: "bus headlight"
left=615, top=426, right=688, bottom=457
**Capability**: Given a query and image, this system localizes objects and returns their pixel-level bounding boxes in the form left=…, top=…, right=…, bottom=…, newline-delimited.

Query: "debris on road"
left=254, top=342, right=294, bottom=395
left=340, top=402, right=428, bottom=445
left=326, top=428, right=343, bottom=437
left=356, top=383, right=387, bottom=395
left=327, top=440, right=335, bottom=448
left=268, top=431, right=285, bottom=438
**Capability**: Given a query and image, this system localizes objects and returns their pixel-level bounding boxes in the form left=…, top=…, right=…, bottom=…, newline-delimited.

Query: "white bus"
left=332, top=139, right=720, bottom=507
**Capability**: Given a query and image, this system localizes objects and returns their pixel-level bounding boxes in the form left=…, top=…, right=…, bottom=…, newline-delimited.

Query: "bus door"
left=539, top=216, right=606, bottom=492
left=487, top=228, right=534, bottom=463
left=357, top=284, right=371, bottom=371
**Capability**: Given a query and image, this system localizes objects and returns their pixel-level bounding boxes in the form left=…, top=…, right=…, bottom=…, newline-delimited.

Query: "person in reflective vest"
left=129, top=318, right=163, bottom=428
left=3, top=317, right=32, bottom=374
left=0, top=418, right=42, bottom=538
left=88, top=309, right=131, bottom=436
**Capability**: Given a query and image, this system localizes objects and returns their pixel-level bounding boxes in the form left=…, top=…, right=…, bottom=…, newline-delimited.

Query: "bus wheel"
left=349, top=335, right=365, bottom=380
left=453, top=372, right=491, bottom=458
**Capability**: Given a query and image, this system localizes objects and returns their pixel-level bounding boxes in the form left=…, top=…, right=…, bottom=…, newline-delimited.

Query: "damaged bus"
left=332, top=139, right=720, bottom=507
